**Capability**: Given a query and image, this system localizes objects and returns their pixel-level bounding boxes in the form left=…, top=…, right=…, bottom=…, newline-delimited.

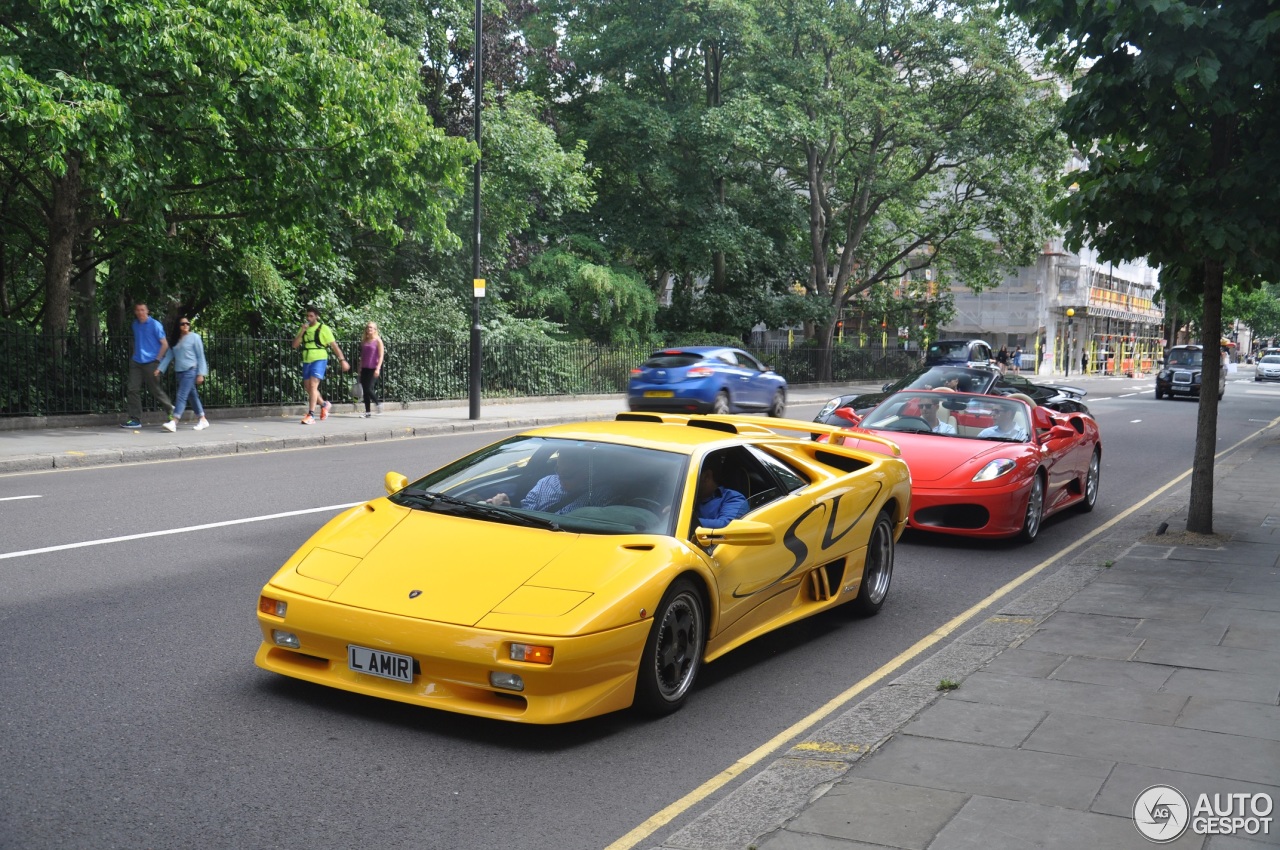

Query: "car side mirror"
left=695, top=520, right=777, bottom=548
left=1042, top=425, right=1076, bottom=442
left=882, top=382, right=893, bottom=391
left=384, top=471, right=409, bottom=495
left=1157, top=358, right=1165, bottom=366
left=834, top=406, right=862, bottom=425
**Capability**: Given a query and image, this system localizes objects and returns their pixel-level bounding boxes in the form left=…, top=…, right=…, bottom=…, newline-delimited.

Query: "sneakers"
left=319, top=400, right=332, bottom=421
left=193, top=418, right=209, bottom=431
left=121, top=419, right=142, bottom=429
left=301, top=413, right=315, bottom=425
left=162, top=419, right=177, bottom=433
left=362, top=412, right=372, bottom=419
left=375, top=403, right=384, bottom=415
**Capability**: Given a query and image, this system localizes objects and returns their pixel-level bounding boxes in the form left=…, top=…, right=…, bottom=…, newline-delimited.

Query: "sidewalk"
left=0, top=387, right=860, bottom=474
left=653, top=428, right=1280, bottom=849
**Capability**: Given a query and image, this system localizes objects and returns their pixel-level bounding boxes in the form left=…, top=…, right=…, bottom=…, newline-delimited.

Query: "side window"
left=975, top=344, right=991, bottom=362
left=714, top=350, right=738, bottom=366
left=747, top=446, right=810, bottom=494
left=698, top=446, right=786, bottom=519
left=735, top=350, right=765, bottom=372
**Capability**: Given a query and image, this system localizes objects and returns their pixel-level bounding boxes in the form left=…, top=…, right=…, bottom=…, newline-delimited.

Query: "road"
left=2, top=375, right=1277, bottom=850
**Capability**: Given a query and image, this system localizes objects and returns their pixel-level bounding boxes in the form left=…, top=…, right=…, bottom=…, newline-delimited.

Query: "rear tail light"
left=686, top=366, right=714, bottom=378
left=630, top=367, right=643, bottom=376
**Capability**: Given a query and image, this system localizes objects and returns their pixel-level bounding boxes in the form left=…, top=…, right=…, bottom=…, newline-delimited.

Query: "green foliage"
left=1005, top=0, right=1280, bottom=532
left=512, top=247, right=658, bottom=344
left=742, top=0, right=1066, bottom=376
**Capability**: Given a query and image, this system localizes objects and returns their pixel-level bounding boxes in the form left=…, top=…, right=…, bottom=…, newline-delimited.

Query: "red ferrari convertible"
left=833, top=390, right=1102, bottom=542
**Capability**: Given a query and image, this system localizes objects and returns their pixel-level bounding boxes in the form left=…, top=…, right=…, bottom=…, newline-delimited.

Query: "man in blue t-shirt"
left=122, top=302, right=174, bottom=429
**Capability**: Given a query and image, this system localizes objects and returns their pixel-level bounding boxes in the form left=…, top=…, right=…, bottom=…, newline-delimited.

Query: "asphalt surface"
left=1, top=374, right=1277, bottom=850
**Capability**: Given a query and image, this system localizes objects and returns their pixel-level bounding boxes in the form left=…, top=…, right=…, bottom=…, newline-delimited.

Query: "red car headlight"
left=972, top=458, right=1017, bottom=482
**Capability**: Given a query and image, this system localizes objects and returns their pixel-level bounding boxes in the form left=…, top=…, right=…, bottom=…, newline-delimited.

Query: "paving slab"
left=1221, top=624, right=1280, bottom=650
left=1160, top=668, right=1280, bottom=705
left=1022, top=712, right=1280, bottom=786
left=1130, top=618, right=1230, bottom=644
left=1048, top=656, right=1178, bottom=690
left=979, top=648, right=1065, bottom=679
left=1134, top=641, right=1280, bottom=677
left=1092, top=762, right=1280, bottom=832
left=773, top=777, right=969, bottom=850
left=929, top=795, right=1206, bottom=850
left=1017, top=628, right=1145, bottom=660
left=1175, top=696, right=1280, bottom=742
left=1143, top=586, right=1280, bottom=613
left=1059, top=594, right=1213, bottom=621
left=850, top=735, right=1113, bottom=810
left=1030, top=611, right=1142, bottom=636
left=946, top=670, right=1188, bottom=725
left=897, top=698, right=1045, bottom=748
left=1201, top=607, right=1280, bottom=630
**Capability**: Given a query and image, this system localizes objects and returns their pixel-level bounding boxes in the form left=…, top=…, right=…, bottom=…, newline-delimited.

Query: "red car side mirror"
left=1043, top=424, right=1076, bottom=442
left=834, top=406, right=862, bottom=426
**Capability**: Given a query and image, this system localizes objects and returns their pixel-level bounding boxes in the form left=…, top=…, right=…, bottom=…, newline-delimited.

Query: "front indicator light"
left=272, top=630, right=300, bottom=649
left=489, top=671, right=525, bottom=692
left=259, top=596, right=287, bottom=617
left=509, top=643, right=554, bottom=664
left=972, top=458, right=1017, bottom=482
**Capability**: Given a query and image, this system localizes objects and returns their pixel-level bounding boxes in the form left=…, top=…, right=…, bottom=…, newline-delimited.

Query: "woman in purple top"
left=359, top=322, right=385, bottom=417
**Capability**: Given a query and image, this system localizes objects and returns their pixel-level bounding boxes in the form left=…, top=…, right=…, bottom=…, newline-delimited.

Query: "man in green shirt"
left=291, top=307, right=349, bottom=424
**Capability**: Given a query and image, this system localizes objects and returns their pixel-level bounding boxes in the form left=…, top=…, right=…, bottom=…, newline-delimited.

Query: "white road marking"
left=1119, top=392, right=1139, bottom=398
left=0, top=502, right=362, bottom=561
left=1130, top=419, right=1143, bottom=424
left=0, top=495, right=42, bottom=502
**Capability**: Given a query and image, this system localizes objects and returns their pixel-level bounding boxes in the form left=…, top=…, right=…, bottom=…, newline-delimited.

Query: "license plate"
left=644, top=390, right=675, bottom=398
left=348, top=645, right=414, bottom=683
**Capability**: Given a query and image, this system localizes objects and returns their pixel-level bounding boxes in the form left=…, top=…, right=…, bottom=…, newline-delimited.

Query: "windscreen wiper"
left=397, top=489, right=563, bottom=531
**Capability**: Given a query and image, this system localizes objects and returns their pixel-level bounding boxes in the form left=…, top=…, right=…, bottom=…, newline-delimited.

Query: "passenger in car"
left=977, top=406, right=1028, bottom=441
left=695, top=465, right=748, bottom=529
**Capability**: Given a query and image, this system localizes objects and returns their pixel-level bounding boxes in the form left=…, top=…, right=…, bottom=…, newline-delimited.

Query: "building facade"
left=942, top=239, right=1163, bottom=377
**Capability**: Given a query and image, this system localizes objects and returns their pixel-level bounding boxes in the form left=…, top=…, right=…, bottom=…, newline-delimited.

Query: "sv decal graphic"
left=731, top=484, right=882, bottom=598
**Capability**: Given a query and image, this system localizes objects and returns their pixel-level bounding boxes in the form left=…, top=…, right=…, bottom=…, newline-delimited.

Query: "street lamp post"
left=1065, top=308, right=1075, bottom=377
left=468, top=0, right=483, bottom=420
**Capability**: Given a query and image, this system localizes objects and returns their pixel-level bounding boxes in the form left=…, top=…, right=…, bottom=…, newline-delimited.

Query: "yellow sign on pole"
left=473, top=278, right=486, bottom=298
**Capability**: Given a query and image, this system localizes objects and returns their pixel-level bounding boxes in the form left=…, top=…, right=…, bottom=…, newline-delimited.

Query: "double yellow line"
left=604, top=415, right=1280, bottom=850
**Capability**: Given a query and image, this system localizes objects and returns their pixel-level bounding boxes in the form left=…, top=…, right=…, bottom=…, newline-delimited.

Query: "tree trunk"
left=74, top=260, right=99, bottom=345
left=43, top=154, right=81, bottom=343
left=1186, top=258, right=1223, bottom=534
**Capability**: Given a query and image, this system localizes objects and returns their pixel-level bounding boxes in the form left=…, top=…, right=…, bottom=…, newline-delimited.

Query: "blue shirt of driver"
left=696, top=486, right=749, bottom=529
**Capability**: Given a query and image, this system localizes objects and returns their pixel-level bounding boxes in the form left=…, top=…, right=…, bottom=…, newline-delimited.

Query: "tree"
left=0, top=0, right=470, bottom=338
left=1005, top=0, right=1280, bottom=533
left=749, top=0, right=1064, bottom=379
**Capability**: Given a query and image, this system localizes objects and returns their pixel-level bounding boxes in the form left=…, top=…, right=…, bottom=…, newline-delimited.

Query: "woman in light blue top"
left=155, top=318, right=209, bottom=431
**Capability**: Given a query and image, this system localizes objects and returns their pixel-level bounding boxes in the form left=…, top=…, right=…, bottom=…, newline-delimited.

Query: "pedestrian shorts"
left=302, top=359, right=328, bottom=381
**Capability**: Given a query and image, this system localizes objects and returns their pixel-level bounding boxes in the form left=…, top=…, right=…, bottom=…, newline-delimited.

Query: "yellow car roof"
left=520, top=419, right=753, bottom=453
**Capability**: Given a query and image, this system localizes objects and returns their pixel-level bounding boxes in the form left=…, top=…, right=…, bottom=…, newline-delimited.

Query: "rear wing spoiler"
left=614, top=412, right=902, bottom=457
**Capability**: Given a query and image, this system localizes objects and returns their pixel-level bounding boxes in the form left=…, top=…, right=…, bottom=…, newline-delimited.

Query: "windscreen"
left=392, top=436, right=688, bottom=535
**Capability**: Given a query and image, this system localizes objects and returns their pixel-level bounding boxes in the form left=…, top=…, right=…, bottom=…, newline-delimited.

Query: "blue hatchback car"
left=627, top=347, right=788, bottom=416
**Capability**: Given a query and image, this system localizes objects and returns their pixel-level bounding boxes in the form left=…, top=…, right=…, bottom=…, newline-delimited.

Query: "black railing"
left=0, top=333, right=922, bottom=417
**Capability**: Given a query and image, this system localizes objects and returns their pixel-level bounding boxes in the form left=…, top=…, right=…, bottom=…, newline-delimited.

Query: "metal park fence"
left=0, top=332, right=922, bottom=417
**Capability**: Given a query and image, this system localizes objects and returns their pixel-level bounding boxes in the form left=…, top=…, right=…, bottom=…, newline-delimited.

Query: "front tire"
left=1017, top=472, right=1046, bottom=543
left=1154, top=386, right=1164, bottom=400
left=1079, top=448, right=1100, bottom=513
left=635, top=578, right=705, bottom=716
left=849, top=510, right=894, bottom=617
left=769, top=390, right=786, bottom=418
left=711, top=391, right=731, bottom=415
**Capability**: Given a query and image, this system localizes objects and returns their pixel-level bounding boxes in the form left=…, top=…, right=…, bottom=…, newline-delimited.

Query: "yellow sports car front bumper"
left=255, top=586, right=653, bottom=724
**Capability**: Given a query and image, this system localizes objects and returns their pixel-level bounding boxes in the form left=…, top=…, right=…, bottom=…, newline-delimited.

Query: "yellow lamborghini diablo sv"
left=254, top=414, right=911, bottom=723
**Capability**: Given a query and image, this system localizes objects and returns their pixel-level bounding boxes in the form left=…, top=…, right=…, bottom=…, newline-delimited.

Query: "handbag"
left=351, top=378, right=363, bottom=400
